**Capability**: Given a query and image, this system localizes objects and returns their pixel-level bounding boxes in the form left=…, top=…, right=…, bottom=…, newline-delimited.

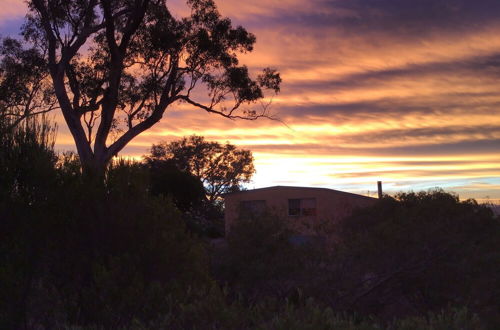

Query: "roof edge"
left=223, top=185, right=376, bottom=200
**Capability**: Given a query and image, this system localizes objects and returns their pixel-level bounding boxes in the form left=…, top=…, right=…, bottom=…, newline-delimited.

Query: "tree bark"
left=80, top=155, right=107, bottom=185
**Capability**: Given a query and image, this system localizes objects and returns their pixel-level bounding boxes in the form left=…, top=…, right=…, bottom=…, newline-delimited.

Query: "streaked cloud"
left=1, top=0, right=499, bottom=200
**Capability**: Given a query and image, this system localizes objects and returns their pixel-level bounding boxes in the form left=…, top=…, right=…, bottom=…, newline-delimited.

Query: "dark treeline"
left=1, top=118, right=499, bottom=329
left=1, top=0, right=498, bottom=328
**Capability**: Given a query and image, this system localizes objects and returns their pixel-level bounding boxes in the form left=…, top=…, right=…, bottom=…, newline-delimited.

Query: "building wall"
left=224, top=186, right=376, bottom=235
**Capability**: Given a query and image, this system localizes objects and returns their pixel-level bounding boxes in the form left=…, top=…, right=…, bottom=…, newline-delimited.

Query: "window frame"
left=288, top=198, right=317, bottom=217
left=288, top=198, right=301, bottom=216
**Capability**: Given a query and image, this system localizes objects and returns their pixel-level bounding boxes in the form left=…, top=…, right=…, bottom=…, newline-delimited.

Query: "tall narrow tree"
left=23, top=0, right=281, bottom=178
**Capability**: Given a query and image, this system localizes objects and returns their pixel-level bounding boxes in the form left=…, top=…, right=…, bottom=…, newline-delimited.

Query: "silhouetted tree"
left=147, top=135, right=255, bottom=202
left=21, top=0, right=281, bottom=179
left=147, top=159, right=206, bottom=211
left=0, top=38, right=57, bottom=129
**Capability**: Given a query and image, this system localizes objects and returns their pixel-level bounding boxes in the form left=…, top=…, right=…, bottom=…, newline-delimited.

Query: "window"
left=301, top=198, right=317, bottom=216
left=288, top=199, right=301, bottom=216
left=239, top=200, right=266, bottom=217
left=288, top=198, right=316, bottom=216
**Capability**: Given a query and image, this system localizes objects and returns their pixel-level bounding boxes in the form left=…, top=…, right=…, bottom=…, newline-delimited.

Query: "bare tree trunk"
left=79, top=152, right=107, bottom=185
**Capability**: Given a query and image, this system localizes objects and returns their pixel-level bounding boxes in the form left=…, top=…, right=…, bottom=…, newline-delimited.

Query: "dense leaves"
left=0, top=119, right=210, bottom=328
left=147, top=158, right=206, bottom=212
left=213, top=191, right=499, bottom=328
left=214, top=213, right=301, bottom=301
left=0, top=38, right=56, bottom=129
left=336, top=191, right=500, bottom=322
left=147, top=135, right=255, bottom=202
left=0, top=115, right=57, bottom=203
left=20, top=0, right=280, bottom=176
left=1, top=116, right=497, bottom=329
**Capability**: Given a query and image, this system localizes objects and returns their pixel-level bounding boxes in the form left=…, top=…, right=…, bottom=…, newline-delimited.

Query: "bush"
left=1, top=185, right=212, bottom=328
left=96, top=294, right=483, bottom=329
left=146, top=159, right=206, bottom=212
left=213, top=212, right=330, bottom=303
left=146, top=158, right=225, bottom=238
left=0, top=116, right=57, bottom=204
left=0, top=122, right=212, bottom=328
left=1, top=115, right=496, bottom=328
left=390, top=307, right=483, bottom=330
left=0, top=116, right=59, bottom=328
left=336, top=190, right=500, bottom=324
left=212, top=191, right=498, bottom=328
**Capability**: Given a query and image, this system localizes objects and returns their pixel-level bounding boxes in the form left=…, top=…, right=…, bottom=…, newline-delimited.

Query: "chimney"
left=377, top=181, right=383, bottom=199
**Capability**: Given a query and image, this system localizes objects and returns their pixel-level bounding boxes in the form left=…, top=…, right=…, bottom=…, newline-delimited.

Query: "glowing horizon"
left=1, top=0, right=500, bottom=202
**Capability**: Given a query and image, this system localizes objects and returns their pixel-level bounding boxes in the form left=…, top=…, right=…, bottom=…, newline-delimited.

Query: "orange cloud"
left=0, top=0, right=27, bottom=22
left=4, top=0, right=500, bottom=200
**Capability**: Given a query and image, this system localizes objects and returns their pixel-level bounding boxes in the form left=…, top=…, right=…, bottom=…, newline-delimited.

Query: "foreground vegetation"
left=1, top=119, right=498, bottom=329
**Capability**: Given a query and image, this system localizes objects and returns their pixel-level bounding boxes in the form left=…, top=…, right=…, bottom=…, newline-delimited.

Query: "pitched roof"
left=224, top=185, right=376, bottom=201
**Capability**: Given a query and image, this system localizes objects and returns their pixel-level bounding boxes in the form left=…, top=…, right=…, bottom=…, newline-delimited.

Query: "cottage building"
left=224, top=185, right=377, bottom=235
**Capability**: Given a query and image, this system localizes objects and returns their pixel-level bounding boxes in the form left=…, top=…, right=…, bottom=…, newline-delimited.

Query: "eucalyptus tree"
left=0, top=37, right=57, bottom=129
left=24, top=0, right=281, bottom=178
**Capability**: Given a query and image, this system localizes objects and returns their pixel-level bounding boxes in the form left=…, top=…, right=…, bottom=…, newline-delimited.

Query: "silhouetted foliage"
left=211, top=190, right=499, bottom=328
left=0, top=118, right=211, bottom=328
left=20, top=0, right=280, bottom=177
left=0, top=115, right=57, bottom=203
left=1, top=116, right=496, bottom=328
left=147, top=135, right=255, bottom=202
left=0, top=38, right=57, bottom=129
left=0, top=115, right=58, bottom=328
left=335, top=190, right=500, bottom=324
left=213, top=212, right=330, bottom=304
left=147, top=158, right=206, bottom=212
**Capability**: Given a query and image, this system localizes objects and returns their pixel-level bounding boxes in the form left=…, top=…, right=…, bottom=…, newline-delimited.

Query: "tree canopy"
left=146, top=135, right=254, bottom=201
left=0, top=38, right=57, bottom=129
left=20, top=0, right=281, bottom=177
left=147, top=158, right=206, bottom=211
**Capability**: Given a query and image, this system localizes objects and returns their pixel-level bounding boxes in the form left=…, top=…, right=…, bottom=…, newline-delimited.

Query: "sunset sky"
left=1, top=0, right=500, bottom=201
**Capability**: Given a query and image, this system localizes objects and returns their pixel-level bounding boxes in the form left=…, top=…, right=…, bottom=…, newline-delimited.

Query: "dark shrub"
left=213, top=213, right=326, bottom=302
left=147, top=159, right=206, bottom=212
left=0, top=121, right=212, bottom=328
left=336, top=190, right=499, bottom=325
